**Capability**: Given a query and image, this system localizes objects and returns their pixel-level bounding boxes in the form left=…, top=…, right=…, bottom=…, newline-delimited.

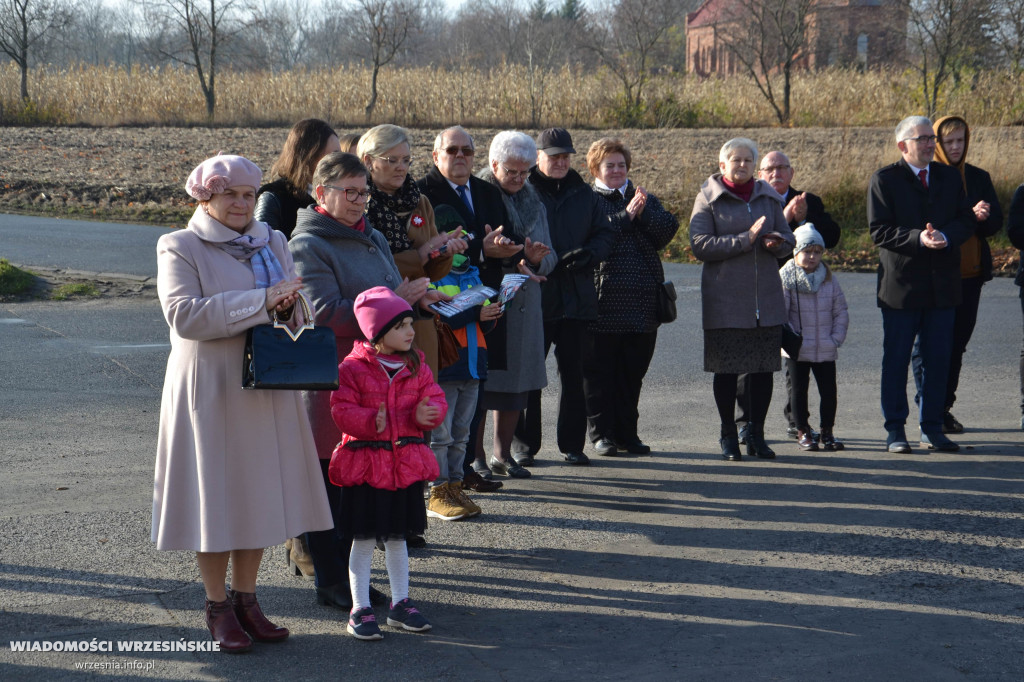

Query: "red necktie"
left=918, top=169, right=928, bottom=189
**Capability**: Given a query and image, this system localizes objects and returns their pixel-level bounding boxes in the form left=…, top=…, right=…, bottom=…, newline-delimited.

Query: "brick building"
left=686, top=0, right=907, bottom=77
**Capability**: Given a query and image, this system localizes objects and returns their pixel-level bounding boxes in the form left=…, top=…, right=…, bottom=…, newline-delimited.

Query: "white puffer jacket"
left=781, top=262, right=849, bottom=363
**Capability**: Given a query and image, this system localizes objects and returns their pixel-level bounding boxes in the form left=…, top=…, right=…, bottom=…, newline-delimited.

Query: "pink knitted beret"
left=354, top=286, right=414, bottom=342
left=185, top=154, right=262, bottom=201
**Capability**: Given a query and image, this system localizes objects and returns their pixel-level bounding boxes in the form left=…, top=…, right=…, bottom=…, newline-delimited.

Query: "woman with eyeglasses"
left=474, top=131, right=557, bottom=478
left=360, top=124, right=468, bottom=376
left=288, top=152, right=448, bottom=617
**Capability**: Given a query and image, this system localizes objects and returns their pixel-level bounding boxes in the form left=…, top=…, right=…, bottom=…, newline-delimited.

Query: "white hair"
left=433, top=125, right=475, bottom=153
left=895, top=116, right=932, bottom=143
left=489, top=131, right=536, bottom=166
left=719, top=137, right=758, bottom=165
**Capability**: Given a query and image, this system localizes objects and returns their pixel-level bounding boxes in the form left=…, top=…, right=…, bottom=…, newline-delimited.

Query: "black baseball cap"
left=536, top=128, right=575, bottom=154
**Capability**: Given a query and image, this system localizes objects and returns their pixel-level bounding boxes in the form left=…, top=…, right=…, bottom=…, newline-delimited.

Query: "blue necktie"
left=456, top=184, right=474, bottom=216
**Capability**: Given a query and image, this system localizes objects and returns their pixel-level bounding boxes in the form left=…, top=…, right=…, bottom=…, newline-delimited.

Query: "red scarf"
left=315, top=206, right=366, bottom=233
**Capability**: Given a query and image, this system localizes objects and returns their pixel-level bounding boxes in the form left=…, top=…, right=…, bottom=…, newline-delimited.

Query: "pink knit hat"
left=354, top=286, right=414, bottom=343
left=185, top=154, right=263, bottom=200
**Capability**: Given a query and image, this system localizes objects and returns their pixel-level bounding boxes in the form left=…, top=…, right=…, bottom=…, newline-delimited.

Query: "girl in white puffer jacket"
left=781, top=224, right=850, bottom=452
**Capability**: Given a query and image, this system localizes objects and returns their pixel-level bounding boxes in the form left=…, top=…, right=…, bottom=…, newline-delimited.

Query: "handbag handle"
left=273, top=291, right=315, bottom=342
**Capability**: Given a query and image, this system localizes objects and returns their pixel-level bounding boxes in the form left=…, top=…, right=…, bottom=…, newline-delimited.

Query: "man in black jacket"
left=512, top=128, right=617, bottom=466
left=417, top=125, right=521, bottom=289
left=868, top=115, right=973, bottom=454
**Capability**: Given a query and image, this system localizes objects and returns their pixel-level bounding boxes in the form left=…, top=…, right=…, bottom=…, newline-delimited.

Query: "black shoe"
left=614, top=437, right=652, bottom=455
left=488, top=456, right=532, bottom=478
left=720, top=435, right=742, bottom=461
left=745, top=423, right=776, bottom=459
left=563, top=451, right=591, bottom=465
left=512, top=453, right=535, bottom=467
left=406, top=533, right=426, bottom=548
left=796, top=429, right=819, bottom=451
left=315, top=583, right=353, bottom=610
left=593, top=438, right=618, bottom=456
left=819, top=429, right=844, bottom=451
left=886, top=429, right=911, bottom=454
left=921, top=431, right=959, bottom=452
left=942, top=411, right=964, bottom=434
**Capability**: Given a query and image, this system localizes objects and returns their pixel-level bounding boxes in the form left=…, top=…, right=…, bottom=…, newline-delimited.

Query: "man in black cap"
left=512, top=128, right=617, bottom=466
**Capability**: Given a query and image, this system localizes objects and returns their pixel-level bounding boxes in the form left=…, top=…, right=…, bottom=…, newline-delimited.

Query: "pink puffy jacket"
left=782, top=266, right=849, bottom=363
left=328, top=342, right=445, bottom=491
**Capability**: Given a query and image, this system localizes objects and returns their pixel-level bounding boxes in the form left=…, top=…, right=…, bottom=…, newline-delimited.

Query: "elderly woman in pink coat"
left=152, top=155, right=333, bottom=653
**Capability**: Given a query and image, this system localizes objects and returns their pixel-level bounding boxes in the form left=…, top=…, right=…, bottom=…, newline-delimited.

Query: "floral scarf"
left=365, top=174, right=421, bottom=254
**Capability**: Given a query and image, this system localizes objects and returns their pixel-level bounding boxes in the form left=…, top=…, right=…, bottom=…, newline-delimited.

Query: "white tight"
left=348, top=538, right=410, bottom=611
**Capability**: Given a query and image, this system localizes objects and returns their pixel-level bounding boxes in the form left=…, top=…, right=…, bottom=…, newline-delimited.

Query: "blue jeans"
left=881, top=307, right=955, bottom=435
left=430, top=379, right=479, bottom=485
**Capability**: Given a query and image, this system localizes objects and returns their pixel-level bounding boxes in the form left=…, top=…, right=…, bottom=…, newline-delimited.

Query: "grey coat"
left=289, top=207, right=404, bottom=459
left=690, top=174, right=794, bottom=329
left=477, top=168, right=557, bottom=394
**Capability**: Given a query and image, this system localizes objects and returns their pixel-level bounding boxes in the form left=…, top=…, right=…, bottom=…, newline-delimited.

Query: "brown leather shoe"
left=463, top=470, right=503, bottom=492
left=228, top=590, right=289, bottom=643
left=205, top=598, right=252, bottom=653
left=796, top=430, right=819, bottom=451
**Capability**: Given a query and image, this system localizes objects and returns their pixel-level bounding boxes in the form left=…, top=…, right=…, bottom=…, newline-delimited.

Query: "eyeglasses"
left=501, top=166, right=531, bottom=179
left=759, top=164, right=791, bottom=173
left=903, top=135, right=937, bottom=144
left=443, top=146, right=475, bottom=157
left=322, top=185, right=369, bottom=202
left=375, top=155, right=412, bottom=167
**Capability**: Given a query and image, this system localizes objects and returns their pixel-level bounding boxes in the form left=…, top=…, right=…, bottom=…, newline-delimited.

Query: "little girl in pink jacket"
left=329, top=286, right=446, bottom=641
left=781, top=224, right=849, bottom=452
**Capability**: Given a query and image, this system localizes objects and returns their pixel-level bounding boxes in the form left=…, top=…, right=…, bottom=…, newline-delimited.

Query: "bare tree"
left=990, top=0, right=1024, bottom=71
left=904, top=0, right=996, bottom=116
left=247, top=0, right=317, bottom=70
left=345, top=0, right=425, bottom=121
left=583, top=0, right=687, bottom=124
left=713, top=0, right=815, bottom=125
left=144, top=0, right=251, bottom=119
left=0, top=0, right=70, bottom=101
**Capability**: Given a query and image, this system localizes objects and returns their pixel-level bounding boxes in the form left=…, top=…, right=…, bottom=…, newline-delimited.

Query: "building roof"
left=686, top=0, right=735, bottom=28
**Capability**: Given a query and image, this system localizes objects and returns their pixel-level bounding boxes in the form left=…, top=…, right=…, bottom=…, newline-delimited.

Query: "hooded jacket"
left=933, top=115, right=1004, bottom=281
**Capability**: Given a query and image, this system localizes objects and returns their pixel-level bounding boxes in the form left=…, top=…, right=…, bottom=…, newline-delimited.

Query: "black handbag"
left=656, top=280, right=677, bottom=324
left=242, top=293, right=339, bottom=390
left=781, top=286, right=803, bottom=358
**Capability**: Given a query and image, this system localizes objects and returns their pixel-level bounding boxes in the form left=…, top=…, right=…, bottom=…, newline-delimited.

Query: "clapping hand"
left=626, top=186, right=648, bottom=220
left=972, top=200, right=991, bottom=222
left=921, top=223, right=948, bottom=249
left=375, top=403, right=386, bottom=433
left=415, top=396, right=441, bottom=427
left=266, top=277, right=303, bottom=313
left=517, top=259, right=546, bottom=283
left=522, top=237, right=551, bottom=266
left=394, top=276, right=430, bottom=305
left=783, top=192, right=808, bottom=224
left=482, top=225, right=524, bottom=258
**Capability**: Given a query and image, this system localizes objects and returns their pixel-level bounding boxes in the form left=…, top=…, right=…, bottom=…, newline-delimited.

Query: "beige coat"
left=151, top=209, right=333, bottom=552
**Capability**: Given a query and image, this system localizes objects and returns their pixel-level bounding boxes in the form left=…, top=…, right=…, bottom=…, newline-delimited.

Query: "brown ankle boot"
left=205, top=598, right=253, bottom=653
left=286, top=536, right=315, bottom=581
left=228, top=590, right=289, bottom=642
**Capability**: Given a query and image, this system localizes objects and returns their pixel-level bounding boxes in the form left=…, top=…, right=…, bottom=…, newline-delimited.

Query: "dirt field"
left=2, top=125, right=1023, bottom=270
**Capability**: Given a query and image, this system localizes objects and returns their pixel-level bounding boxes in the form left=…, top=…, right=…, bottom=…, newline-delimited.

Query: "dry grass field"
left=2, top=125, right=1022, bottom=269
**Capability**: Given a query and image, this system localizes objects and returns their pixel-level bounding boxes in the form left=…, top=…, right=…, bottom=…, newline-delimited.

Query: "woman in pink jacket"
left=329, top=286, right=446, bottom=640
left=780, top=225, right=850, bottom=452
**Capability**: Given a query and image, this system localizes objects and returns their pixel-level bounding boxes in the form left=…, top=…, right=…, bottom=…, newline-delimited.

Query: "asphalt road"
left=1, top=215, right=1023, bottom=681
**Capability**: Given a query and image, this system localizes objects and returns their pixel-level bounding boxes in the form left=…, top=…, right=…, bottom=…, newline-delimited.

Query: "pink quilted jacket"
left=782, top=266, right=849, bottom=363
left=328, top=342, right=445, bottom=490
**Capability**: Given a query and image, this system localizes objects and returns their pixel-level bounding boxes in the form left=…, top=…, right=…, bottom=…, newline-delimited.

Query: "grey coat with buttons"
left=289, top=206, right=404, bottom=459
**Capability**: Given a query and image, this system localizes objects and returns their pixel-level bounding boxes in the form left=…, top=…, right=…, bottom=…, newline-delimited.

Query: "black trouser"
left=305, top=458, right=349, bottom=588
left=912, top=275, right=984, bottom=411
left=1019, top=294, right=1024, bottom=414
left=513, top=319, right=590, bottom=455
left=715, top=372, right=773, bottom=433
left=584, top=330, right=658, bottom=443
left=736, top=369, right=794, bottom=427
left=786, top=358, right=838, bottom=430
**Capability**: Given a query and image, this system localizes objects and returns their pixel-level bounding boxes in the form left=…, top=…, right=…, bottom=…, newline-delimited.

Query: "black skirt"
left=334, top=482, right=427, bottom=542
left=703, top=326, right=782, bottom=374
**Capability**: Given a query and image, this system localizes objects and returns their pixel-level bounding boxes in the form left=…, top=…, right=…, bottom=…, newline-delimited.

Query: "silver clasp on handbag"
left=273, top=291, right=315, bottom=342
